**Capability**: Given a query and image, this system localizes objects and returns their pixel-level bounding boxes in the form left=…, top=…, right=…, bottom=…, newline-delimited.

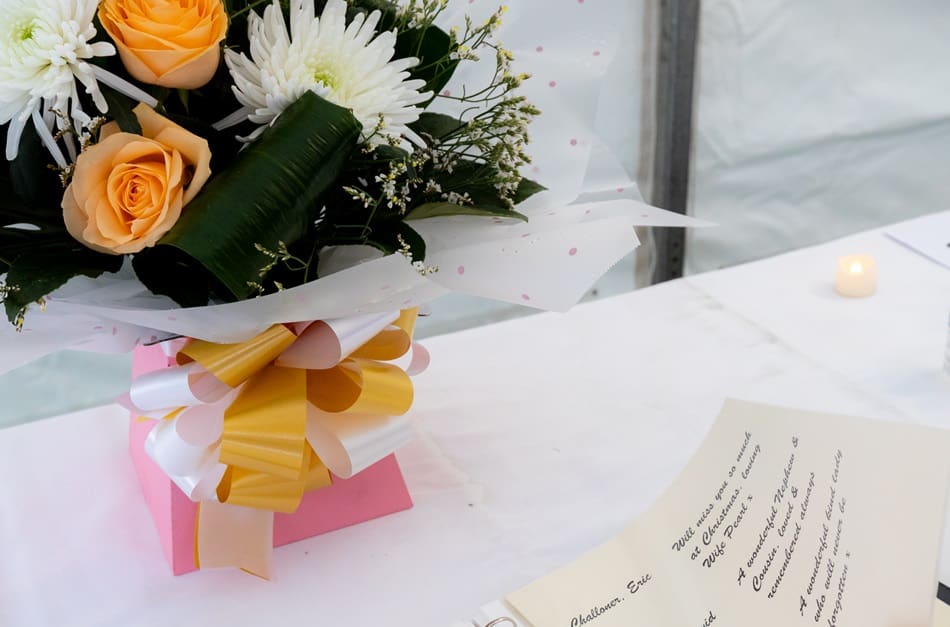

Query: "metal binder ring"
left=485, top=619, right=517, bottom=627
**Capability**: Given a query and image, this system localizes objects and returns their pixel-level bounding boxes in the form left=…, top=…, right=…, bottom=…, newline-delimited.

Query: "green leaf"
left=0, top=164, right=37, bottom=224
left=101, top=87, right=142, bottom=134
left=365, top=220, right=427, bottom=261
left=134, top=92, right=362, bottom=303
left=176, top=88, right=191, bottom=113
left=3, top=242, right=122, bottom=325
left=345, top=0, right=401, bottom=35
left=409, top=112, right=465, bottom=143
left=395, top=26, right=459, bottom=102
left=9, top=121, right=60, bottom=212
left=131, top=248, right=218, bottom=308
left=348, top=0, right=398, bottom=24
left=513, top=177, right=546, bottom=205
left=421, top=158, right=547, bottom=210
left=405, top=202, right=528, bottom=222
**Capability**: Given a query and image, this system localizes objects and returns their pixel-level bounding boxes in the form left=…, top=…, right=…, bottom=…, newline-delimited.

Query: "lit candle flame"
left=849, top=261, right=863, bottom=274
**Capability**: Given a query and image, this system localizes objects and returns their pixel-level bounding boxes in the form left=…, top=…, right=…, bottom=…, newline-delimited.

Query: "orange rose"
left=99, top=0, right=228, bottom=89
left=63, top=104, right=212, bottom=255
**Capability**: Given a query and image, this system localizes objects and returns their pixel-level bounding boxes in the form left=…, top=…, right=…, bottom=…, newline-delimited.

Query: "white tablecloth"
left=1, top=215, right=948, bottom=627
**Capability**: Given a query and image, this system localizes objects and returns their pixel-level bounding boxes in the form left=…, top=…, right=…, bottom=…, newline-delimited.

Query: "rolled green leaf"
left=135, top=92, right=362, bottom=302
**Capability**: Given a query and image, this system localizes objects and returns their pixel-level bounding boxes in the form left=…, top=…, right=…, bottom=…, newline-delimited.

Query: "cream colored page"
left=935, top=599, right=950, bottom=627
left=507, top=400, right=950, bottom=627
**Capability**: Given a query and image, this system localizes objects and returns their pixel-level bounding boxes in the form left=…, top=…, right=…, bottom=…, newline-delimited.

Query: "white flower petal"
left=225, top=0, right=426, bottom=147
left=0, top=0, right=148, bottom=162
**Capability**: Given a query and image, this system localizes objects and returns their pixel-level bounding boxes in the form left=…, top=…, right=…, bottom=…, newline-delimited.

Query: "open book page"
left=887, top=212, right=950, bottom=270
left=936, top=600, right=950, bottom=627
left=506, top=400, right=950, bottom=627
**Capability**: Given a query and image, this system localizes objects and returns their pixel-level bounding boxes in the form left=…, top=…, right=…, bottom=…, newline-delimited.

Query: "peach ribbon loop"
left=120, top=309, right=427, bottom=577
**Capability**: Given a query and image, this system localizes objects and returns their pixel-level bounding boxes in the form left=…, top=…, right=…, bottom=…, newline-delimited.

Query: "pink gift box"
left=128, top=343, right=413, bottom=575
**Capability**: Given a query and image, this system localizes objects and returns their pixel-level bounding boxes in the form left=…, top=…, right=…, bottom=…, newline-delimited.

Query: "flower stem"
left=229, top=0, right=274, bottom=19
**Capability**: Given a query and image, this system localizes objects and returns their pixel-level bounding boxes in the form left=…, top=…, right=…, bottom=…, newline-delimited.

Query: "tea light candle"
left=834, top=254, right=877, bottom=297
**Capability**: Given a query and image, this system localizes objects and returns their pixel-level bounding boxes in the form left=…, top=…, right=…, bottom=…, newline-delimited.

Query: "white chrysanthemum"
left=220, top=0, right=430, bottom=146
left=0, top=0, right=156, bottom=165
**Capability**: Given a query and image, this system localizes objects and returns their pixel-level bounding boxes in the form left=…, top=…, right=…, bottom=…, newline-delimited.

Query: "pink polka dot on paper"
left=617, top=187, right=625, bottom=193
left=442, top=89, right=451, bottom=97
left=570, top=138, right=578, bottom=146
left=536, top=45, right=544, bottom=53
left=457, top=265, right=465, bottom=275
left=521, top=294, right=532, bottom=301
left=549, top=80, right=557, bottom=88
left=593, top=50, right=601, bottom=57
left=569, top=247, right=578, bottom=256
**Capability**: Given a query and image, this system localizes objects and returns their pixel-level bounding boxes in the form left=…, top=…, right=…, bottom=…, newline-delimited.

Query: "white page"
left=887, top=212, right=950, bottom=271
left=493, top=400, right=950, bottom=627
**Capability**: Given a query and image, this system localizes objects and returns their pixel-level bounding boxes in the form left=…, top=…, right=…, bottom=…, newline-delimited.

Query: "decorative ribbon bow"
left=120, top=309, right=428, bottom=577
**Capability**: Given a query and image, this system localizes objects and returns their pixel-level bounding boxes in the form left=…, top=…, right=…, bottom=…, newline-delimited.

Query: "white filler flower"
left=0, top=0, right=156, bottom=166
left=221, top=0, right=430, bottom=146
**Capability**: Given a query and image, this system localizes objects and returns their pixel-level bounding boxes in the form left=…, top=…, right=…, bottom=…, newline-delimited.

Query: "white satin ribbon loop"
left=114, top=392, right=171, bottom=419
left=276, top=311, right=399, bottom=370
left=160, top=338, right=188, bottom=358
left=387, top=342, right=431, bottom=376
left=143, top=390, right=236, bottom=501
left=145, top=417, right=227, bottom=502
left=305, top=407, right=413, bottom=479
left=129, top=362, right=232, bottom=413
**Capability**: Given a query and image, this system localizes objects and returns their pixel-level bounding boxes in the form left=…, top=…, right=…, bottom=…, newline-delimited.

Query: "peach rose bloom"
left=63, top=104, right=212, bottom=255
left=99, top=0, right=228, bottom=89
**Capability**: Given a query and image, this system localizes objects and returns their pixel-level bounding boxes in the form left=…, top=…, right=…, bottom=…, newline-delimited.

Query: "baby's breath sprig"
left=247, top=241, right=312, bottom=295
left=397, top=233, right=439, bottom=276
left=0, top=281, right=19, bottom=301
left=396, top=0, right=450, bottom=31
left=0, top=282, right=31, bottom=333
left=421, top=5, right=540, bottom=209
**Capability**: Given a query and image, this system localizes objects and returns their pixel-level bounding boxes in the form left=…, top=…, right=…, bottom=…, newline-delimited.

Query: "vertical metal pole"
left=650, top=0, right=700, bottom=284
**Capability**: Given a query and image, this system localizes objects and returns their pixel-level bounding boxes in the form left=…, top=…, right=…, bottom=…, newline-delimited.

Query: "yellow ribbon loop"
left=180, top=324, right=298, bottom=387
left=220, top=366, right=309, bottom=480
left=350, top=308, right=418, bottom=361
left=306, top=360, right=414, bottom=416
left=216, top=446, right=331, bottom=514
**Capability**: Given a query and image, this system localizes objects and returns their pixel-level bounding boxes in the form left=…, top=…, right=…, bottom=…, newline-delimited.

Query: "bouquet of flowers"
left=0, top=0, right=700, bottom=576
left=1, top=0, right=546, bottom=323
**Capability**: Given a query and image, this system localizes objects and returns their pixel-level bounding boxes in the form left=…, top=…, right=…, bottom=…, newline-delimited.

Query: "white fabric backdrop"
left=687, top=0, right=950, bottom=272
